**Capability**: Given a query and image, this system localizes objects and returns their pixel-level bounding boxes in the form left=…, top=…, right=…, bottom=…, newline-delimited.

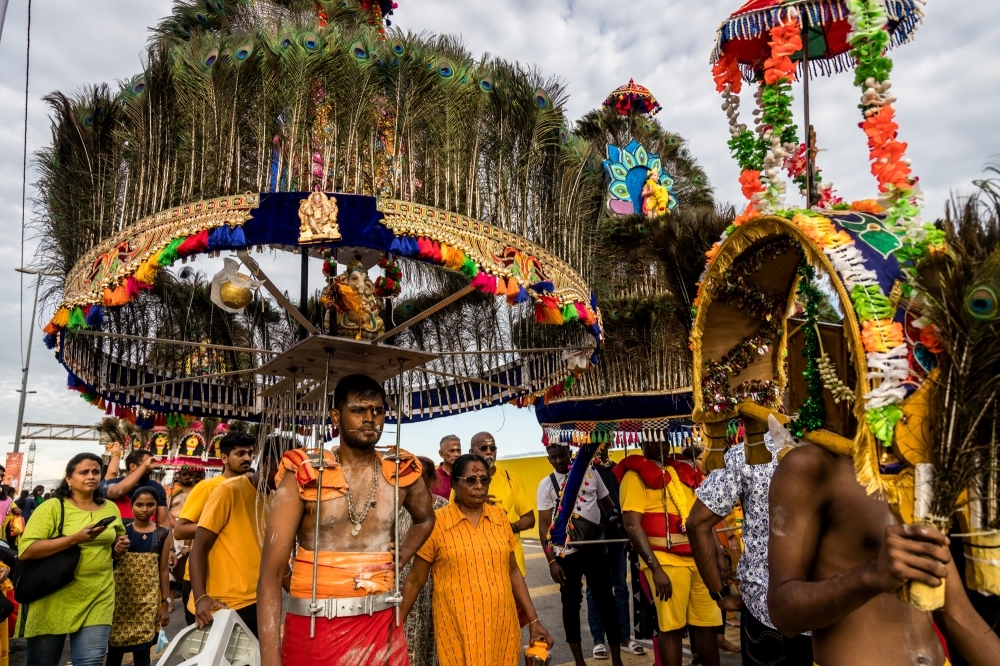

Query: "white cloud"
left=2, top=0, right=998, bottom=479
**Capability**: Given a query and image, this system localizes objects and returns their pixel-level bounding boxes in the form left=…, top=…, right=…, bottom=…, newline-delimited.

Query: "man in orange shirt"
left=188, top=438, right=282, bottom=638
left=173, top=431, right=255, bottom=625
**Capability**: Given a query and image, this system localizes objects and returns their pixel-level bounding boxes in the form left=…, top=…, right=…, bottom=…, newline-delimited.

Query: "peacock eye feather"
left=437, top=59, right=455, bottom=79
left=130, top=74, right=146, bottom=95
left=194, top=12, right=209, bottom=24
left=966, top=286, right=998, bottom=321
left=390, top=38, right=404, bottom=56
left=478, top=76, right=493, bottom=93
left=534, top=88, right=551, bottom=110
left=235, top=45, right=252, bottom=61
left=298, top=32, right=323, bottom=53
left=204, top=48, right=219, bottom=68
left=351, top=41, right=368, bottom=60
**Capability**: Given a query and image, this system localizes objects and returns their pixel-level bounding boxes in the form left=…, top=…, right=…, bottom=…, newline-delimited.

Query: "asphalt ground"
left=8, top=540, right=741, bottom=665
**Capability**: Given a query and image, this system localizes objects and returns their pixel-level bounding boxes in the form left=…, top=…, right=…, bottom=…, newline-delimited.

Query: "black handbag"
left=550, top=474, right=604, bottom=543
left=12, top=499, right=81, bottom=604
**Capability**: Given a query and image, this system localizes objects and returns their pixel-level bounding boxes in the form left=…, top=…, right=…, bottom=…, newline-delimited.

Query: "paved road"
left=9, top=539, right=741, bottom=665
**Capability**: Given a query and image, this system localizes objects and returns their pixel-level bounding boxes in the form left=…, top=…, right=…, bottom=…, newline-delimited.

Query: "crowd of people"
left=3, top=372, right=1000, bottom=666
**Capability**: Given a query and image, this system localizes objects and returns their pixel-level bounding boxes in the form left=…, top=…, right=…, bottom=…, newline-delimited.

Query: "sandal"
left=592, top=644, right=609, bottom=660
left=622, top=640, right=647, bottom=655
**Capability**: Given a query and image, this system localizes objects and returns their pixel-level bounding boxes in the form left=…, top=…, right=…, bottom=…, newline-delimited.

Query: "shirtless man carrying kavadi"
left=258, top=373, right=435, bottom=665
left=767, top=443, right=1000, bottom=666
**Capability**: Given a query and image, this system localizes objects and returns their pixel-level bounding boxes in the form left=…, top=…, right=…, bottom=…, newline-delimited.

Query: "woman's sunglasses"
left=460, top=475, right=491, bottom=487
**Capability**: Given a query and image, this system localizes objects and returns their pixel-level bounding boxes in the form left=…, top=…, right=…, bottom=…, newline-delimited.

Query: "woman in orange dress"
left=401, top=454, right=553, bottom=666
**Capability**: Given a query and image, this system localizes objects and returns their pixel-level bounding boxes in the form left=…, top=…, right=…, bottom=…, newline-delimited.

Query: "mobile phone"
left=90, top=516, right=116, bottom=532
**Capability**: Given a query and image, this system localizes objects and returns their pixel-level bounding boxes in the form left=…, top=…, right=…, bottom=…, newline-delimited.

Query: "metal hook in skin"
left=308, top=351, right=333, bottom=638
left=387, top=358, right=406, bottom=624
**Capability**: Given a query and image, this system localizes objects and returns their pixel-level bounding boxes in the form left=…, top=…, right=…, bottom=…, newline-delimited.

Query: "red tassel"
left=430, top=241, right=443, bottom=263
left=177, top=229, right=210, bottom=257
left=417, top=237, right=432, bottom=258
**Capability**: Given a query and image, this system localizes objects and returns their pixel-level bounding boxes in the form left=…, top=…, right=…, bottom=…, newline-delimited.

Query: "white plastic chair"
left=155, top=609, right=259, bottom=666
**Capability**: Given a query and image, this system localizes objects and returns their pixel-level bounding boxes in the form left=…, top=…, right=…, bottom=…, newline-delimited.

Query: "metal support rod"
left=802, top=12, right=815, bottom=208
left=372, top=285, right=475, bottom=344
left=238, top=250, right=319, bottom=335
left=0, top=0, right=10, bottom=45
left=68, top=329, right=280, bottom=355
left=309, top=349, right=333, bottom=638
left=13, top=270, right=43, bottom=454
left=388, top=357, right=406, bottom=622
left=299, top=250, right=309, bottom=341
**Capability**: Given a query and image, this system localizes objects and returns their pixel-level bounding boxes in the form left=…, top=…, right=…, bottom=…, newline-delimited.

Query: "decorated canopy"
left=602, top=79, right=662, bottom=117
left=36, top=0, right=610, bottom=426
left=711, top=0, right=925, bottom=77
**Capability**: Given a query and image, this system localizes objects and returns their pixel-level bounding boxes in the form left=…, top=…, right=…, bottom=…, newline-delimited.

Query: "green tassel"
left=68, top=307, right=87, bottom=329
left=459, top=256, right=479, bottom=279
left=158, top=238, right=184, bottom=266
left=563, top=374, right=575, bottom=389
left=561, top=304, right=578, bottom=322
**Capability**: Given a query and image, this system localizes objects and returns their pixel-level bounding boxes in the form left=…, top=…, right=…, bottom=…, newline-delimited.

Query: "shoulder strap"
left=548, top=473, right=561, bottom=502
left=57, top=498, right=66, bottom=538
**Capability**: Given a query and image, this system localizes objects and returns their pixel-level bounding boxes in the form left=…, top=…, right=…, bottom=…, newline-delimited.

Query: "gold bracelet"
left=527, top=617, right=540, bottom=627
left=193, top=594, right=210, bottom=607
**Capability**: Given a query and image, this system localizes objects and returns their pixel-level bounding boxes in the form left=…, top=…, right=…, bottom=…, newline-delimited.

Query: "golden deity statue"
left=298, top=191, right=342, bottom=244
left=322, top=257, right=385, bottom=340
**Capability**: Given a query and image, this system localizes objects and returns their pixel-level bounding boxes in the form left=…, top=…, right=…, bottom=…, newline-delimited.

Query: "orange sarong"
left=290, top=550, right=395, bottom=599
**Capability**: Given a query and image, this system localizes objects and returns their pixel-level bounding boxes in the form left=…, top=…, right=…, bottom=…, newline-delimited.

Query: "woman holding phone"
left=18, top=452, right=129, bottom=666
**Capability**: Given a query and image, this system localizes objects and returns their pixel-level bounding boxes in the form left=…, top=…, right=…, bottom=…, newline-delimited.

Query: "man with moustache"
left=470, top=431, right=535, bottom=576
left=433, top=435, right=462, bottom=498
left=258, top=374, right=435, bottom=666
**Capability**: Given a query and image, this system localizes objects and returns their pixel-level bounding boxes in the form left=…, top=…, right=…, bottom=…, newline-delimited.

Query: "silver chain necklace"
left=336, top=449, right=380, bottom=537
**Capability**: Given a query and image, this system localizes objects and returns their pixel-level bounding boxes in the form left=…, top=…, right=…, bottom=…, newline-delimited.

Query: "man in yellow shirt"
left=618, top=441, right=721, bottom=666
left=189, top=437, right=282, bottom=638
left=173, top=431, right=256, bottom=625
left=470, top=431, right=534, bottom=576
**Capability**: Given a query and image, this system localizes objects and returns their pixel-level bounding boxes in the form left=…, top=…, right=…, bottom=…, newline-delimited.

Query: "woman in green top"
left=19, top=452, right=129, bottom=666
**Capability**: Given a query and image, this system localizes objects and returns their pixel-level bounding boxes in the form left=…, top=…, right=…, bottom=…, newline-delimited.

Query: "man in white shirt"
left=537, top=445, right=624, bottom=666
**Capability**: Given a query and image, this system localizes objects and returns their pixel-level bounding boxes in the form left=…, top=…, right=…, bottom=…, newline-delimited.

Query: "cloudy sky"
left=1, top=0, right=997, bottom=487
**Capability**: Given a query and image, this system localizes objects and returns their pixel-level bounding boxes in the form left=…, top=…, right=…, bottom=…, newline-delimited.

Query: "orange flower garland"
left=764, top=20, right=801, bottom=85
left=712, top=52, right=742, bottom=94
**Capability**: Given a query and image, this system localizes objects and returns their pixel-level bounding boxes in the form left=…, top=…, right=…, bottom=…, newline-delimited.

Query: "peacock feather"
left=914, top=170, right=1000, bottom=529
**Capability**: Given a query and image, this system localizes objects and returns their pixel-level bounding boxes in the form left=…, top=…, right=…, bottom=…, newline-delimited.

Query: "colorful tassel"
left=430, top=241, right=443, bottom=264
left=134, top=256, right=159, bottom=285
left=561, top=303, right=579, bottom=322
left=85, top=305, right=104, bottom=328
left=530, top=281, right=555, bottom=293
left=459, top=256, right=479, bottom=278
left=389, top=236, right=402, bottom=254
left=494, top=276, right=507, bottom=296
left=470, top=272, right=496, bottom=293
left=125, top=277, right=141, bottom=299
left=43, top=333, right=57, bottom=349
left=68, top=307, right=87, bottom=330
left=514, top=286, right=531, bottom=304
left=43, top=321, right=60, bottom=335
left=207, top=225, right=233, bottom=251
left=177, top=229, right=210, bottom=257
left=229, top=225, right=247, bottom=247
left=417, top=237, right=432, bottom=258
left=158, top=238, right=184, bottom=266
left=103, top=285, right=130, bottom=307
left=52, top=307, right=70, bottom=328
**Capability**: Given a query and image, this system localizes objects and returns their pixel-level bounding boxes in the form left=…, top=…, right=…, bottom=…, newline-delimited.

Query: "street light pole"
left=13, top=268, right=51, bottom=454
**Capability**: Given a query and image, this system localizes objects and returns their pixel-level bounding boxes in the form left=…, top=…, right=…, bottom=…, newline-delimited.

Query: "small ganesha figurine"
left=298, top=191, right=342, bottom=244
left=322, top=257, right=385, bottom=340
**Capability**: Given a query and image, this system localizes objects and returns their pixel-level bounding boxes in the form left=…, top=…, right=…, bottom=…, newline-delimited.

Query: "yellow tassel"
left=134, top=257, right=159, bottom=285
left=52, top=307, right=70, bottom=327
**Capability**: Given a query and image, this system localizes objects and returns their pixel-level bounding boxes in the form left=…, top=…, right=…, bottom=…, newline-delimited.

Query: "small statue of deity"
left=321, top=257, right=385, bottom=340
left=641, top=166, right=671, bottom=218
left=298, top=191, right=342, bottom=244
